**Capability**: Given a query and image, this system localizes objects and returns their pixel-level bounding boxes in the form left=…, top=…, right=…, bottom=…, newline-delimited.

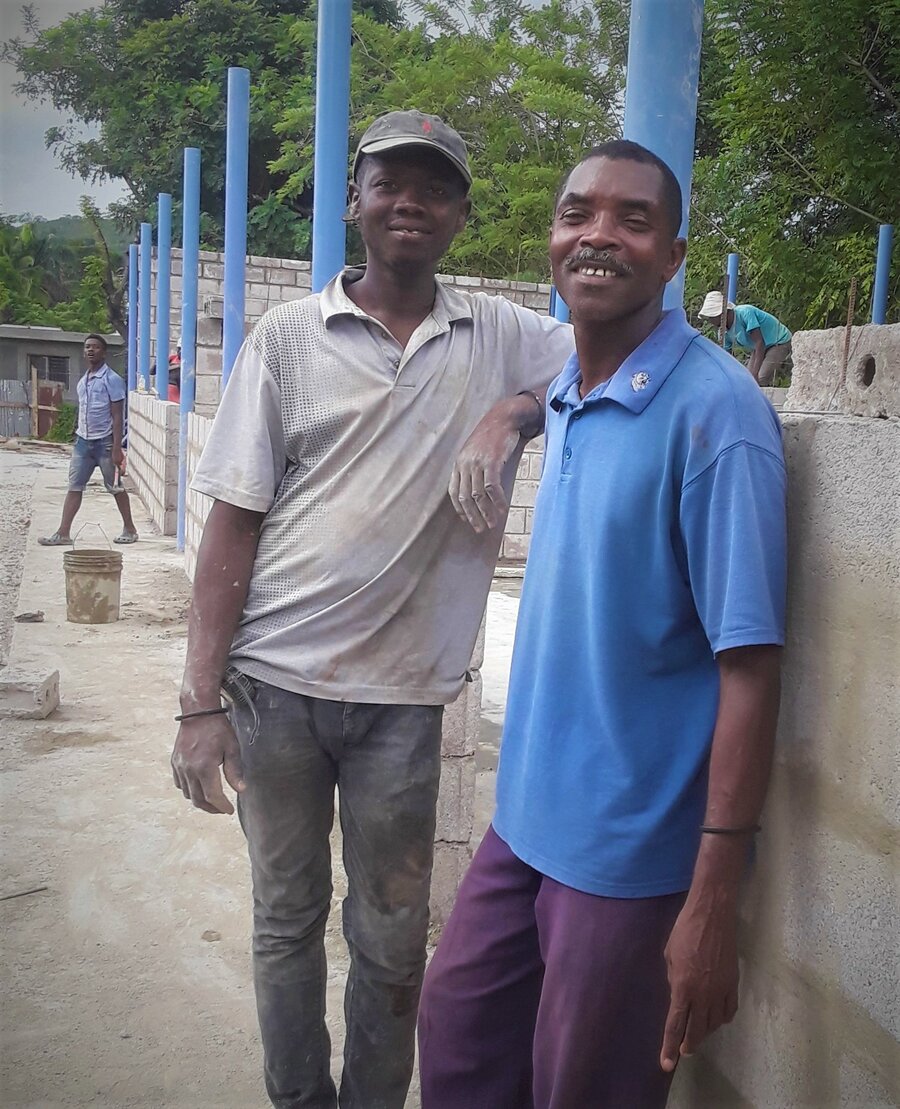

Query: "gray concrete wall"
left=671, top=335, right=900, bottom=1109
left=127, top=392, right=178, bottom=535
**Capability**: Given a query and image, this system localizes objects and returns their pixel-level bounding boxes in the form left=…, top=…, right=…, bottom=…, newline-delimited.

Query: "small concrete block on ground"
left=0, top=668, right=60, bottom=719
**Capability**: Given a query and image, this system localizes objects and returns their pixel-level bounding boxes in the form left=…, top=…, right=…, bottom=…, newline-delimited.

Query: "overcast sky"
left=1, top=1, right=550, bottom=221
left=1, top=1, right=130, bottom=219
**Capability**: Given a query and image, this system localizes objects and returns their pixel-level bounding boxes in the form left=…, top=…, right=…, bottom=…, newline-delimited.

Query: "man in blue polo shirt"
left=419, top=141, right=786, bottom=1107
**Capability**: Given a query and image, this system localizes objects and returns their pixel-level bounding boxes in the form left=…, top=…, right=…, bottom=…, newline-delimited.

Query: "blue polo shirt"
left=493, top=309, right=787, bottom=898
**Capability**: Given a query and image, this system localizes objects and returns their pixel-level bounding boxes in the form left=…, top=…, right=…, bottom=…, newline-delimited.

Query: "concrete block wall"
left=671, top=337, right=900, bottom=1109
left=126, top=392, right=178, bottom=535
left=183, top=412, right=214, bottom=582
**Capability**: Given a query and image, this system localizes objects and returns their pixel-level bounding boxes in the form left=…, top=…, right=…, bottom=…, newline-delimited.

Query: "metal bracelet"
left=174, top=706, right=228, bottom=722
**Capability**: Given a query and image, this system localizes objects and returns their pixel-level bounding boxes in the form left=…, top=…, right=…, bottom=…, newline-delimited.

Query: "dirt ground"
left=0, top=444, right=511, bottom=1109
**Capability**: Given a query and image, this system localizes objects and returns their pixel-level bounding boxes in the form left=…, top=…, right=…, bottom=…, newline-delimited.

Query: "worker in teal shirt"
left=698, top=290, right=792, bottom=386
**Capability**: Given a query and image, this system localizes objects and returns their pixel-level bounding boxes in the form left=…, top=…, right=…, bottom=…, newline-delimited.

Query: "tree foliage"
left=686, top=0, right=899, bottom=328
left=3, top=0, right=897, bottom=329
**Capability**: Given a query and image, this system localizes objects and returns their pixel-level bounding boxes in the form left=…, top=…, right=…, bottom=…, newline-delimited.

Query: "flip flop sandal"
left=38, top=533, right=74, bottom=546
left=113, top=531, right=139, bottom=545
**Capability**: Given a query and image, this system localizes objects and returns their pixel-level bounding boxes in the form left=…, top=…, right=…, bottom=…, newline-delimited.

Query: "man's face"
left=83, top=339, right=105, bottom=367
left=348, top=148, right=470, bottom=269
left=549, top=156, right=685, bottom=326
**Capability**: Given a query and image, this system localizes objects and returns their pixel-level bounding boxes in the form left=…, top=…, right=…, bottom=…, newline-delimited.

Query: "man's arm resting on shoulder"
left=660, top=643, right=781, bottom=1071
left=450, top=388, right=547, bottom=533
left=171, top=499, right=264, bottom=815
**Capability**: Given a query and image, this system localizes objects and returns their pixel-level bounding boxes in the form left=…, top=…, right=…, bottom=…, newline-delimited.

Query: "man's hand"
left=171, top=714, right=246, bottom=815
left=113, top=446, right=126, bottom=473
left=660, top=888, right=740, bottom=1072
left=450, top=393, right=543, bottom=533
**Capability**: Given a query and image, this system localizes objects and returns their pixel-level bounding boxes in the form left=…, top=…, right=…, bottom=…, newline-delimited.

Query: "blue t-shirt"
left=493, top=309, right=787, bottom=898
left=726, top=304, right=791, bottom=352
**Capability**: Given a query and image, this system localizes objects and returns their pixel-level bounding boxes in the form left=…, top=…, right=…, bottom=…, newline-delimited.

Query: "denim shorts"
left=68, top=435, right=122, bottom=493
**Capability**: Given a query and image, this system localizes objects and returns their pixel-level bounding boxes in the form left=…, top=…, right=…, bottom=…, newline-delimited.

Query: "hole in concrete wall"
left=858, top=355, right=877, bottom=388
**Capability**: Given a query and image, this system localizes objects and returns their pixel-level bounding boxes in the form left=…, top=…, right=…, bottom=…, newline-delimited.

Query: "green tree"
left=272, top=0, right=628, bottom=279
left=686, top=0, right=899, bottom=329
left=2, top=0, right=400, bottom=259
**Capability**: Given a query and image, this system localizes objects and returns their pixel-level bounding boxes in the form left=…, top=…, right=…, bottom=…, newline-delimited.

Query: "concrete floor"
left=0, top=443, right=519, bottom=1109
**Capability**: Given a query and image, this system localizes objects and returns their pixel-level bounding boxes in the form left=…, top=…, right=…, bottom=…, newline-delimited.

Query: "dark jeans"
left=418, top=825, right=686, bottom=1109
left=229, top=677, right=443, bottom=1109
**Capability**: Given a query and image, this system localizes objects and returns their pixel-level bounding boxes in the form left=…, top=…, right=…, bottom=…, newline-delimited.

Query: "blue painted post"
left=872, top=224, right=894, bottom=324
left=177, top=148, right=201, bottom=552
left=127, top=244, right=138, bottom=393
left=139, top=221, right=153, bottom=390
left=727, top=252, right=739, bottom=304
left=156, top=192, right=172, bottom=400
left=311, top=0, right=351, bottom=292
left=222, top=67, right=250, bottom=387
left=549, top=286, right=570, bottom=323
left=623, top=0, right=704, bottom=309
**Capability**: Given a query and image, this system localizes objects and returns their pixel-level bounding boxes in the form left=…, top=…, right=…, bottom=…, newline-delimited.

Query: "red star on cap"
left=422, top=120, right=432, bottom=133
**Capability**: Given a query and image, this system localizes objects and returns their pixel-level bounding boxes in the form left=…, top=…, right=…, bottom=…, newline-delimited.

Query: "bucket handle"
left=72, top=522, right=113, bottom=550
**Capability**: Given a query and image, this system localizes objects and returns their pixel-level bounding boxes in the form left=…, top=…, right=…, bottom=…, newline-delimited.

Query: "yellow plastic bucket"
left=63, top=549, right=123, bottom=624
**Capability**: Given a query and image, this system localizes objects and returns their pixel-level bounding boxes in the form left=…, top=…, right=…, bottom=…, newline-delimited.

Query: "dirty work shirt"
left=76, top=363, right=126, bottom=440
left=493, top=309, right=787, bottom=897
left=192, top=269, right=573, bottom=705
left=725, top=304, right=791, bottom=353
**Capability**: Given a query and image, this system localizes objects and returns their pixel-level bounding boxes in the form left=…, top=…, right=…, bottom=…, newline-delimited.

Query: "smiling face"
left=348, top=148, right=470, bottom=272
left=550, top=156, right=686, bottom=329
left=83, top=337, right=106, bottom=369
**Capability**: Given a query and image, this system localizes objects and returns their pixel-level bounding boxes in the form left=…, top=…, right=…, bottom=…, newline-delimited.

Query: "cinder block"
left=523, top=291, right=550, bottom=310
left=435, top=755, right=477, bottom=844
left=503, top=533, right=531, bottom=561
left=442, top=670, right=482, bottom=757
left=248, top=282, right=270, bottom=300
left=0, top=670, right=60, bottom=719
left=505, top=507, right=526, bottom=533
left=196, top=347, right=221, bottom=376
left=513, top=480, right=539, bottom=508
left=245, top=266, right=266, bottom=283
left=429, top=842, right=472, bottom=931
left=195, top=375, right=220, bottom=409
left=197, top=316, right=223, bottom=346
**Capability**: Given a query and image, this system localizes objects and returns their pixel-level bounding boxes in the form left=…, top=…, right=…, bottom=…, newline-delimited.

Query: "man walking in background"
left=39, top=333, right=138, bottom=546
left=698, top=291, right=792, bottom=386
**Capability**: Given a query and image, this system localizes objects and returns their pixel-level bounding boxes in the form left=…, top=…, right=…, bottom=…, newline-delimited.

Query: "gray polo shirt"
left=193, top=269, right=573, bottom=705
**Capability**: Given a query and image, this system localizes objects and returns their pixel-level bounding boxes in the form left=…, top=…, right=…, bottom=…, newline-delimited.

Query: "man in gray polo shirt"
left=170, top=111, right=573, bottom=1108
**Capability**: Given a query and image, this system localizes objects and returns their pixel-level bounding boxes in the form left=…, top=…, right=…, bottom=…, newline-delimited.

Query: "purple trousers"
left=418, top=826, right=686, bottom=1109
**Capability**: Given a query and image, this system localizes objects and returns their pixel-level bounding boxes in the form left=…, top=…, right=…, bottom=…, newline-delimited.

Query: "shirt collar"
left=319, top=267, right=473, bottom=332
left=548, top=309, right=698, bottom=415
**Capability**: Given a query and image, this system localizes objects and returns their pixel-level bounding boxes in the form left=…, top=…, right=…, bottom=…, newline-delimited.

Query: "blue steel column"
left=177, top=148, right=201, bottom=551
left=127, top=244, right=138, bottom=393
left=872, top=224, right=894, bottom=324
left=222, top=67, right=250, bottom=387
left=549, top=286, right=570, bottom=323
left=139, top=221, right=153, bottom=390
left=156, top=193, right=172, bottom=399
left=727, top=252, right=739, bottom=304
left=311, top=0, right=351, bottom=292
left=623, top=0, right=704, bottom=309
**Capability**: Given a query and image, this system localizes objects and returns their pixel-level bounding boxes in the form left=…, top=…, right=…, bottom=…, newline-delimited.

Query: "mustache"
left=564, top=249, right=632, bottom=276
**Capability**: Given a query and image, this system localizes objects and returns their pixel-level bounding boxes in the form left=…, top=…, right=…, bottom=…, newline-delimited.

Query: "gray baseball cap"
left=353, top=110, right=472, bottom=189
